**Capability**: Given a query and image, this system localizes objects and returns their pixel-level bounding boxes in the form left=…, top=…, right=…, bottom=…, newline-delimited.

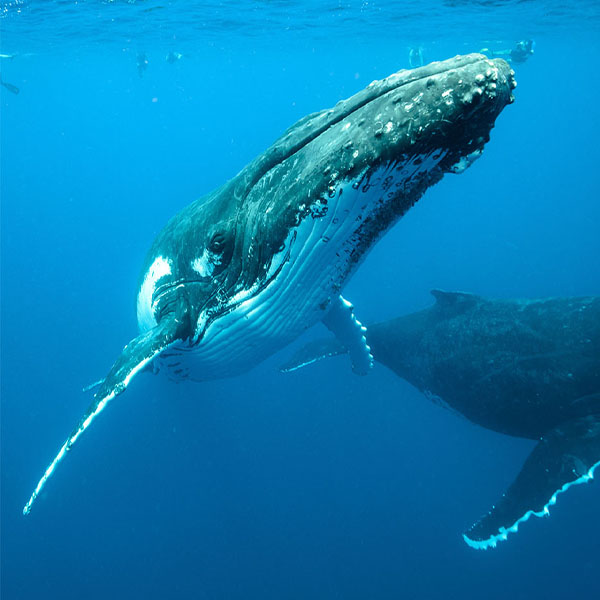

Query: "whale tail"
left=23, top=292, right=193, bottom=515
left=464, top=413, right=600, bottom=549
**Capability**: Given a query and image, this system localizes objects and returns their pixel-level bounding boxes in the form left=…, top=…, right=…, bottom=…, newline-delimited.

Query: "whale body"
left=281, top=291, right=600, bottom=549
left=24, top=55, right=515, bottom=514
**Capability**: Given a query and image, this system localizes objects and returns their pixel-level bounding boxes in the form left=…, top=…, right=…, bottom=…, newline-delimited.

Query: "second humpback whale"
left=281, top=292, right=600, bottom=549
left=24, top=55, right=515, bottom=514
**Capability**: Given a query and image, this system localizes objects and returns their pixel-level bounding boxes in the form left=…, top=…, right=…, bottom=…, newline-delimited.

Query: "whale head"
left=135, top=54, right=516, bottom=378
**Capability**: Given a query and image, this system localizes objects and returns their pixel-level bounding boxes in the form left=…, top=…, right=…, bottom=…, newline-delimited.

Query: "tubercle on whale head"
left=254, top=54, right=517, bottom=260
left=288, top=54, right=515, bottom=200
left=392, top=55, right=516, bottom=175
left=223, top=54, right=516, bottom=219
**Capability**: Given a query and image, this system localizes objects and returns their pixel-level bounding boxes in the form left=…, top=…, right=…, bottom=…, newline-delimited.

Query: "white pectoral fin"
left=279, top=337, right=348, bottom=373
left=22, top=317, right=181, bottom=516
left=463, top=414, right=600, bottom=550
left=82, top=378, right=105, bottom=393
left=322, top=295, right=373, bottom=375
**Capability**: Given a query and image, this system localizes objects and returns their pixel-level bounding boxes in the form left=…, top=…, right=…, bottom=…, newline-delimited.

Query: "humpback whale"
left=281, top=291, right=600, bottom=549
left=23, top=55, right=515, bottom=515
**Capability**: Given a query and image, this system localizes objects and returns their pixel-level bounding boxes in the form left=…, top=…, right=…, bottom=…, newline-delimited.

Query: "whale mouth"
left=151, top=279, right=210, bottom=326
left=150, top=232, right=297, bottom=346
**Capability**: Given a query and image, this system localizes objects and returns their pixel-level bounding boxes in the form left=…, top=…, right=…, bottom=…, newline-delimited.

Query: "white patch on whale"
left=191, top=249, right=221, bottom=278
left=448, top=148, right=482, bottom=174
left=136, top=256, right=172, bottom=332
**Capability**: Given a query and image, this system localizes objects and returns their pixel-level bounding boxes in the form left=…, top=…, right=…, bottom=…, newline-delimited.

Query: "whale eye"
left=208, top=232, right=227, bottom=254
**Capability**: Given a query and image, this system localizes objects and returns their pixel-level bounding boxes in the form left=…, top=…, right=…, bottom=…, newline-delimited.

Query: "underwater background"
left=1, top=1, right=599, bottom=598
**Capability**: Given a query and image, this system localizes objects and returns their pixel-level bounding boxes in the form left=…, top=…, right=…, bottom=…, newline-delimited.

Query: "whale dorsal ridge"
left=430, top=289, right=481, bottom=313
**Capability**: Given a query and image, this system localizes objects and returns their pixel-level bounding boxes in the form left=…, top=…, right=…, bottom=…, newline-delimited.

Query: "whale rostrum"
left=23, top=55, right=515, bottom=515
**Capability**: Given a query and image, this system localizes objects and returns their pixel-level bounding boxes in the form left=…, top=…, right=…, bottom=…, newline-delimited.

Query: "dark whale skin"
left=369, top=292, right=600, bottom=439
left=281, top=291, right=600, bottom=549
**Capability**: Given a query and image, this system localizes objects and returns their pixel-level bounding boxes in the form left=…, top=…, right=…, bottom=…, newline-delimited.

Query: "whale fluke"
left=464, top=414, right=600, bottom=549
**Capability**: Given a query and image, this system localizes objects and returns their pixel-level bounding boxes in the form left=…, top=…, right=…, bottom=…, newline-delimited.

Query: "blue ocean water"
left=1, top=1, right=599, bottom=598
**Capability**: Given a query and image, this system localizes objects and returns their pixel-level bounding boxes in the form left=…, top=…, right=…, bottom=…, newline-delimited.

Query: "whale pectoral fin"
left=279, top=337, right=347, bottom=373
left=464, top=414, right=600, bottom=550
left=23, top=319, right=179, bottom=516
left=322, top=295, right=373, bottom=375
left=82, top=378, right=105, bottom=393
left=81, top=362, right=157, bottom=393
